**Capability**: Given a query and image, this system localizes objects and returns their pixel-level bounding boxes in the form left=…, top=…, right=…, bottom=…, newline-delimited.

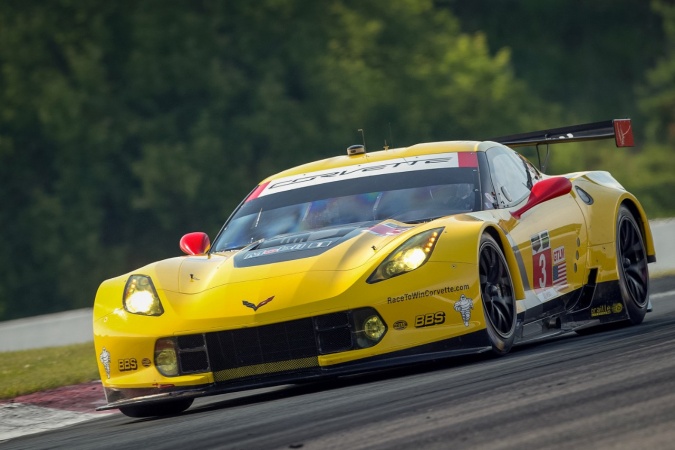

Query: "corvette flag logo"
left=242, top=296, right=274, bottom=311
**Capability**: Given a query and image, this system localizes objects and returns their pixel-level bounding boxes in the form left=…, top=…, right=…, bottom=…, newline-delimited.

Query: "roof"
left=263, top=140, right=486, bottom=182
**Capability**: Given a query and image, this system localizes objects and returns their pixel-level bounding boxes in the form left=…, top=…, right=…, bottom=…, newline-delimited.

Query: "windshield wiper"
left=216, top=238, right=265, bottom=253
left=403, top=216, right=442, bottom=224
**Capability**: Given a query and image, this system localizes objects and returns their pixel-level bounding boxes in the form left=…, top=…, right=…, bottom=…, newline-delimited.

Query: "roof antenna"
left=358, top=128, right=366, bottom=150
left=384, top=122, right=393, bottom=150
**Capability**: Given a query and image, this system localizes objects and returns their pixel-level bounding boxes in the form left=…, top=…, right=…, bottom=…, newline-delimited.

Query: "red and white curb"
left=0, top=381, right=116, bottom=442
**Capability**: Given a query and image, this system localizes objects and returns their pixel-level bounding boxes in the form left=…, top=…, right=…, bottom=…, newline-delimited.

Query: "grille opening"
left=178, top=309, right=381, bottom=382
left=179, top=350, right=210, bottom=373
left=177, top=334, right=205, bottom=350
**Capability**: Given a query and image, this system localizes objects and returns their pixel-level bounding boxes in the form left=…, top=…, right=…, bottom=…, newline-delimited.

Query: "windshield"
left=212, top=159, right=480, bottom=252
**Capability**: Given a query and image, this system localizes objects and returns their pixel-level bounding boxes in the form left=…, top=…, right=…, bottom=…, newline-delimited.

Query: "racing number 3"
left=533, top=250, right=552, bottom=289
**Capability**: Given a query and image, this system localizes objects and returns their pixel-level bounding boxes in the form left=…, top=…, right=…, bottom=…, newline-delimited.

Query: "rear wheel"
left=119, top=398, right=194, bottom=418
left=616, top=206, right=649, bottom=325
left=479, top=234, right=517, bottom=354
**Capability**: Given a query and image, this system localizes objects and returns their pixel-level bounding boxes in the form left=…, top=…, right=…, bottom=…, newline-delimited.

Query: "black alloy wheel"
left=479, top=234, right=517, bottom=354
left=616, top=205, right=649, bottom=325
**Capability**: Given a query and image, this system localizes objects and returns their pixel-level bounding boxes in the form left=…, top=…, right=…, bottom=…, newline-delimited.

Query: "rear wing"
left=491, top=119, right=634, bottom=148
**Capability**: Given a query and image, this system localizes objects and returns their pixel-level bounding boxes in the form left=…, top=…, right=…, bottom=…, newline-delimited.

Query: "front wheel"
left=479, top=234, right=517, bottom=355
left=616, top=206, right=649, bottom=325
left=119, top=398, right=194, bottom=418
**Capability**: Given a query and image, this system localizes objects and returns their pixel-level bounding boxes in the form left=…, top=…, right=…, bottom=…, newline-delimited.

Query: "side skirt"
left=515, top=277, right=629, bottom=344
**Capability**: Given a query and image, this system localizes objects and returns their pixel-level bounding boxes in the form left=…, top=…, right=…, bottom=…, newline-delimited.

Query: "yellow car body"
left=94, top=119, right=655, bottom=417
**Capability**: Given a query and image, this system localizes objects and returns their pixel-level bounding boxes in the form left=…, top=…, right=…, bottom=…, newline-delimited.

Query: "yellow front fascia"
left=94, top=315, right=214, bottom=390
left=321, top=260, right=484, bottom=367
left=94, top=257, right=484, bottom=388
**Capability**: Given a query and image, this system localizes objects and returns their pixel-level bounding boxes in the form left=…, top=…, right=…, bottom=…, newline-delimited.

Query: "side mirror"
left=179, top=232, right=211, bottom=255
left=511, top=176, right=572, bottom=219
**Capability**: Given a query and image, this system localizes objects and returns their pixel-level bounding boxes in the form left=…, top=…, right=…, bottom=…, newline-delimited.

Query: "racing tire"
left=119, top=398, right=194, bottom=418
left=616, top=205, right=649, bottom=325
left=479, top=234, right=517, bottom=355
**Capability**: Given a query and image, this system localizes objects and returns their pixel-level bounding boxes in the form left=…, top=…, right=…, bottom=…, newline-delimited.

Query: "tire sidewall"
left=616, top=206, right=649, bottom=325
left=479, top=234, right=517, bottom=355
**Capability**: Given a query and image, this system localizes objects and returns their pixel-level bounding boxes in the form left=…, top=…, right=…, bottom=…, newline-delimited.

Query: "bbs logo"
left=415, top=311, right=445, bottom=328
left=118, top=358, right=138, bottom=372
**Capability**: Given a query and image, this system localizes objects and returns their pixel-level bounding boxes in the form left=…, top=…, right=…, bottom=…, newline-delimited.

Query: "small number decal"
left=538, top=253, right=547, bottom=288
left=532, top=231, right=552, bottom=291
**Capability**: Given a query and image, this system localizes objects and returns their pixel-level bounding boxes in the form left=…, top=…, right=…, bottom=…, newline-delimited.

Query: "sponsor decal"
left=531, top=230, right=550, bottom=255
left=536, top=288, right=558, bottom=303
left=257, top=153, right=462, bottom=196
left=99, top=347, right=111, bottom=379
left=118, top=358, right=138, bottom=372
left=591, top=302, right=624, bottom=317
left=387, top=284, right=470, bottom=304
left=368, top=222, right=411, bottom=236
left=532, top=232, right=567, bottom=291
left=142, top=358, right=152, bottom=368
left=243, top=296, right=275, bottom=311
left=244, top=240, right=333, bottom=259
left=453, top=294, right=474, bottom=326
left=415, top=311, right=446, bottom=328
left=393, top=320, right=408, bottom=330
left=552, top=246, right=567, bottom=287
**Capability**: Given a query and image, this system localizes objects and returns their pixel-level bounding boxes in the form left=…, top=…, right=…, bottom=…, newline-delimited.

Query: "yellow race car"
left=94, top=119, right=655, bottom=417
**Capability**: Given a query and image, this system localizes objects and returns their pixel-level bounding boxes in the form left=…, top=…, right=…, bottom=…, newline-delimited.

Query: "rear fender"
left=620, top=197, right=656, bottom=263
left=570, top=175, right=655, bottom=262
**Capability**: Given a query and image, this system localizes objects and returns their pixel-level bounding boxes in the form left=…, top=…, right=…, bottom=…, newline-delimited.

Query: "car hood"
left=153, top=221, right=416, bottom=295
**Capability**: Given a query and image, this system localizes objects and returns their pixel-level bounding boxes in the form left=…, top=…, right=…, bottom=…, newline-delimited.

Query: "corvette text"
left=387, top=284, right=470, bottom=304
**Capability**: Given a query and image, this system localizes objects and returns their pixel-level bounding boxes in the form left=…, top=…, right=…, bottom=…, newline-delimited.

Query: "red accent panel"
left=458, top=152, right=478, bottom=167
left=245, top=181, right=270, bottom=202
left=613, top=119, right=634, bottom=147
left=179, top=232, right=211, bottom=255
left=511, top=177, right=572, bottom=219
left=532, top=249, right=553, bottom=290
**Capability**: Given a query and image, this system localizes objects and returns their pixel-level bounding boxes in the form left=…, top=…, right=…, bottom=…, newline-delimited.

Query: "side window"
left=486, top=147, right=531, bottom=208
left=520, top=155, right=542, bottom=187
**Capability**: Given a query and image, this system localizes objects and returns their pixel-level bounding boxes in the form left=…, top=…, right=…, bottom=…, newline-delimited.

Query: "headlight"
left=367, top=228, right=443, bottom=283
left=123, top=275, right=164, bottom=316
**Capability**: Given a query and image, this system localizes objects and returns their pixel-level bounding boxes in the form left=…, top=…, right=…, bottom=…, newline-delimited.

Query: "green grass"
left=0, top=342, right=99, bottom=400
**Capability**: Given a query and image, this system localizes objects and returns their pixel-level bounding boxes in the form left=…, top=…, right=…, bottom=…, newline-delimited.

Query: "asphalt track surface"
left=4, top=277, right=675, bottom=450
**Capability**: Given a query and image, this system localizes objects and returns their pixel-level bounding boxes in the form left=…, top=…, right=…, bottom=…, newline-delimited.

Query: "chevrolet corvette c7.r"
left=93, top=118, right=654, bottom=417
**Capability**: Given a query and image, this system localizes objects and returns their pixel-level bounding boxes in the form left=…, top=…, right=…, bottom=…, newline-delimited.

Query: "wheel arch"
left=481, top=225, right=527, bottom=302
left=619, top=197, right=656, bottom=264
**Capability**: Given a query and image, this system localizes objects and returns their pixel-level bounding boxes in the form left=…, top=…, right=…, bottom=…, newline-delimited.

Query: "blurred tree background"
left=0, top=0, right=672, bottom=320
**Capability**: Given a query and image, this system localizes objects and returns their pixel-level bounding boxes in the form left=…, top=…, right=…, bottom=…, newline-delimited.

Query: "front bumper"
left=97, top=328, right=490, bottom=411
